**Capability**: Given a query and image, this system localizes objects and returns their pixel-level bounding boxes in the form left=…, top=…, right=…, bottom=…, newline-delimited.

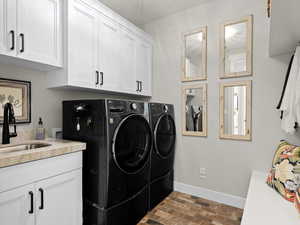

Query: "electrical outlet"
left=200, top=168, right=206, bottom=179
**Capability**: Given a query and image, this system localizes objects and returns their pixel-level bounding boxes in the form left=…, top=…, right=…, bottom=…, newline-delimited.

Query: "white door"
left=35, top=170, right=82, bottom=225
left=16, top=0, right=62, bottom=66
left=68, top=0, right=98, bottom=89
left=0, top=0, right=17, bottom=56
left=136, top=40, right=152, bottom=96
left=119, top=26, right=136, bottom=94
left=97, top=15, right=120, bottom=91
left=0, top=184, right=35, bottom=225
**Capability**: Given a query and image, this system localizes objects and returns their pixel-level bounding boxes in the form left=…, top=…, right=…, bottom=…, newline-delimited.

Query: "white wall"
left=143, top=0, right=300, bottom=198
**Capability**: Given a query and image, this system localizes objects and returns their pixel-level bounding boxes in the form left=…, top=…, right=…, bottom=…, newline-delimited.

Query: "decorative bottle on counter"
left=36, top=117, right=45, bottom=140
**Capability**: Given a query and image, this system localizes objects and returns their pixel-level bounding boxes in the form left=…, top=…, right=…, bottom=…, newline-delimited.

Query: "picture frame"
left=182, top=26, right=208, bottom=82
left=182, top=83, right=207, bottom=137
left=219, top=15, right=253, bottom=79
left=0, top=78, right=31, bottom=125
left=219, top=80, right=252, bottom=141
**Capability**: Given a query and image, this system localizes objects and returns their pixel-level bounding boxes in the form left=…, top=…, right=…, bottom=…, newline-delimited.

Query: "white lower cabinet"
left=35, top=170, right=82, bottom=225
left=0, top=152, right=83, bottom=225
left=0, top=184, right=35, bottom=225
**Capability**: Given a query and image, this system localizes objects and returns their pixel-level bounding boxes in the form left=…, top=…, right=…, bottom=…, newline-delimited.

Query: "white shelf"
left=241, top=171, right=299, bottom=225
left=269, top=0, right=300, bottom=56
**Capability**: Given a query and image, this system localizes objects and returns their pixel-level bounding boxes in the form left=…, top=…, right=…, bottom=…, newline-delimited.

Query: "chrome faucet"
left=2, top=103, right=17, bottom=144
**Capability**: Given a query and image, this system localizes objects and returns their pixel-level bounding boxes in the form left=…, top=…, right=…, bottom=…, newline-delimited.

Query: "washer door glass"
left=113, top=115, right=152, bottom=174
left=154, top=114, right=176, bottom=158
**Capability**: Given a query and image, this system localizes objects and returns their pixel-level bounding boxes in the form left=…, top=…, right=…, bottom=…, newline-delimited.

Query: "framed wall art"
left=0, top=78, right=31, bottom=124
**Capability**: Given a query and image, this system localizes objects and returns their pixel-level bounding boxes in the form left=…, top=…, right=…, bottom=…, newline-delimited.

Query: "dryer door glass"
left=154, top=114, right=176, bottom=158
left=112, top=115, right=152, bottom=174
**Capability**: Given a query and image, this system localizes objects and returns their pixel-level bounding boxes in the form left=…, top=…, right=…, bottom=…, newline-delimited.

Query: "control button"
left=109, top=118, right=114, bottom=124
left=163, top=105, right=168, bottom=112
left=131, top=103, right=138, bottom=110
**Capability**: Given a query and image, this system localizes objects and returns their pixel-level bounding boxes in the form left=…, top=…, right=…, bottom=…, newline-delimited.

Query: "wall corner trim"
left=174, top=181, right=246, bottom=209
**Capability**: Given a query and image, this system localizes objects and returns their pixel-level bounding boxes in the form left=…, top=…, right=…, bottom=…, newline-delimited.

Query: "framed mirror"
left=220, top=15, right=253, bottom=78
left=182, top=27, right=207, bottom=82
left=219, top=81, right=252, bottom=140
left=182, top=84, right=207, bottom=136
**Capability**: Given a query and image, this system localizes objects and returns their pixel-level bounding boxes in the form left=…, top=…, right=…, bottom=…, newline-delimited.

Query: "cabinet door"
left=16, top=0, right=62, bottom=66
left=0, top=184, right=35, bottom=225
left=0, top=0, right=17, bottom=57
left=136, top=40, right=152, bottom=96
left=119, top=27, right=136, bottom=94
left=97, top=16, right=120, bottom=91
left=35, top=170, right=82, bottom=225
left=68, top=0, right=98, bottom=88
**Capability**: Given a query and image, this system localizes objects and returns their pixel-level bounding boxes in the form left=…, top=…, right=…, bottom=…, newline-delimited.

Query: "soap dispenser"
left=36, top=117, right=45, bottom=140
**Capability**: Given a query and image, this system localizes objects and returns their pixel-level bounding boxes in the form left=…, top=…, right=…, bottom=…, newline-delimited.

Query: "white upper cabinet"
left=68, top=0, right=98, bottom=88
left=136, top=39, right=152, bottom=96
left=17, top=0, right=62, bottom=67
left=97, top=15, right=121, bottom=91
left=268, top=0, right=300, bottom=56
left=0, top=0, right=62, bottom=70
left=48, top=0, right=153, bottom=97
left=119, top=27, right=136, bottom=94
left=0, top=0, right=17, bottom=57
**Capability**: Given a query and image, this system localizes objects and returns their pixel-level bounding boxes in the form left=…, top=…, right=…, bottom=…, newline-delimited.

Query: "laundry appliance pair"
left=63, top=99, right=176, bottom=225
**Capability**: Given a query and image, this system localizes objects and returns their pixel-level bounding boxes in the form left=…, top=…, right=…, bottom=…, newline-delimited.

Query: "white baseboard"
left=174, top=181, right=246, bottom=209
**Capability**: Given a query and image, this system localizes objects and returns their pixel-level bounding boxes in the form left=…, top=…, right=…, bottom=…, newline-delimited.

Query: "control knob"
left=131, top=103, right=138, bottom=110
left=163, top=105, right=168, bottom=112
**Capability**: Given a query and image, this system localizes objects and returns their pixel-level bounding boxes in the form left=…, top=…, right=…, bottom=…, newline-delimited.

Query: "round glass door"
left=154, top=114, right=176, bottom=158
left=112, top=114, right=152, bottom=174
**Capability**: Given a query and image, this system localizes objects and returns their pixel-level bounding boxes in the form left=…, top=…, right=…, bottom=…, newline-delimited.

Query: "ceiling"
left=98, top=0, right=210, bottom=26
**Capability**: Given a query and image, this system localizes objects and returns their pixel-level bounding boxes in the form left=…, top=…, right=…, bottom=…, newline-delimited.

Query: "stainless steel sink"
left=0, top=143, right=51, bottom=153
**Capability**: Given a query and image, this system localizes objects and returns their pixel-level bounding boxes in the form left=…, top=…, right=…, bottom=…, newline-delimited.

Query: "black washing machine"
left=63, top=99, right=152, bottom=225
left=148, top=103, right=176, bottom=210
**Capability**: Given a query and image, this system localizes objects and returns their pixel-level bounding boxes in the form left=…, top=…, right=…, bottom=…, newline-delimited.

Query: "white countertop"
left=241, top=171, right=299, bottom=225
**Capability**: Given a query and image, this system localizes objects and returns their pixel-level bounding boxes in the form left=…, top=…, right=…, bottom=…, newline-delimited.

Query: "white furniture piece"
left=268, top=0, right=300, bottom=56
left=0, top=152, right=82, bottom=225
left=0, top=0, right=63, bottom=70
left=48, top=0, right=153, bottom=97
left=241, top=171, right=299, bottom=225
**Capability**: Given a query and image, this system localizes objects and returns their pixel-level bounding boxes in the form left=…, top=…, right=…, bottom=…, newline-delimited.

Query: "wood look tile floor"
left=138, top=192, right=243, bottom=225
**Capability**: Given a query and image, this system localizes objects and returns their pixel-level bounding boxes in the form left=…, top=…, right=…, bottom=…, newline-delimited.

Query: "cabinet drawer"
left=0, top=151, right=82, bottom=193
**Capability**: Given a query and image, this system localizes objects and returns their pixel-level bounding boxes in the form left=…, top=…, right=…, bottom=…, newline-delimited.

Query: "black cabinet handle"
left=96, top=71, right=99, bottom=85
left=140, top=81, right=143, bottom=92
left=9, top=30, right=15, bottom=50
left=29, top=191, right=34, bottom=214
left=136, top=81, right=139, bottom=92
left=20, top=33, right=24, bottom=53
left=100, top=72, right=104, bottom=85
left=39, top=188, right=44, bottom=210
